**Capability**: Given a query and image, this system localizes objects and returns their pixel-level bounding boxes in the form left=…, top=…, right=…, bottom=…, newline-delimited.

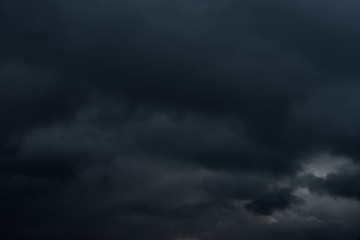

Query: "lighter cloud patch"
left=303, top=153, right=352, bottom=178
left=293, top=186, right=360, bottom=228
left=267, top=216, right=279, bottom=224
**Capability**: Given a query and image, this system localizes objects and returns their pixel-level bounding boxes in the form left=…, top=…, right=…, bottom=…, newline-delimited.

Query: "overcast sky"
left=2, top=0, right=360, bottom=239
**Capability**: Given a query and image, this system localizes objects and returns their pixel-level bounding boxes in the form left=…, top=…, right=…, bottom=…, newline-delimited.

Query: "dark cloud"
left=2, top=0, right=360, bottom=239
left=0, top=62, right=85, bottom=151
left=244, top=187, right=304, bottom=215
left=301, top=165, right=360, bottom=201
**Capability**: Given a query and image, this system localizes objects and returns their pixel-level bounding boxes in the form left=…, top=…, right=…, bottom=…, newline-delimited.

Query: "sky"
left=2, top=0, right=360, bottom=239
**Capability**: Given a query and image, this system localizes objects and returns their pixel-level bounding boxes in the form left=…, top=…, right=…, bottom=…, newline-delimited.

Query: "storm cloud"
left=2, top=0, right=360, bottom=239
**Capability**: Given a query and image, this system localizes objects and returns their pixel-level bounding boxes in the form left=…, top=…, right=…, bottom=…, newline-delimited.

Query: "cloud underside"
left=2, top=0, right=360, bottom=239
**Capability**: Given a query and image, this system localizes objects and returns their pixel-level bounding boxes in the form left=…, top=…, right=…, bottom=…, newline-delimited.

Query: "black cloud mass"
left=2, top=0, right=360, bottom=239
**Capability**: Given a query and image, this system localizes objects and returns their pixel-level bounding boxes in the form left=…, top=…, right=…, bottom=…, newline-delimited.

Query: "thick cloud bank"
left=2, top=0, right=360, bottom=239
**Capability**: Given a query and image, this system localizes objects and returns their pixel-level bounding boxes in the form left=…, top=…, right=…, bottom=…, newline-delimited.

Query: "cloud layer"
left=2, top=0, right=360, bottom=239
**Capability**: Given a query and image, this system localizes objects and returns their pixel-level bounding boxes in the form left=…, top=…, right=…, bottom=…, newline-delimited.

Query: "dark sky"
left=2, top=0, right=360, bottom=239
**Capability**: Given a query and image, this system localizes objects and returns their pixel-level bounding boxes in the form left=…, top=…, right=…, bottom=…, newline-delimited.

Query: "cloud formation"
left=2, top=0, right=360, bottom=239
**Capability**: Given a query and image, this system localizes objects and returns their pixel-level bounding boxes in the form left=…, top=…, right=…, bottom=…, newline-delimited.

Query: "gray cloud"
left=2, top=0, right=360, bottom=239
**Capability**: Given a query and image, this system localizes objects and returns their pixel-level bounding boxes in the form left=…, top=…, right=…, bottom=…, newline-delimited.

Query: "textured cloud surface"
left=2, top=0, right=360, bottom=239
